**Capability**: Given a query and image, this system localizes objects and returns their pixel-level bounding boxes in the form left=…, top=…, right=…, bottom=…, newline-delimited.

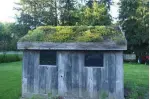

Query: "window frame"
left=39, top=50, right=57, bottom=66
left=84, top=51, right=104, bottom=68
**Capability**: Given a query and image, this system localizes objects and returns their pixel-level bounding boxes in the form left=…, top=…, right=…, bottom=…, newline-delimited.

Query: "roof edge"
left=17, top=42, right=127, bottom=50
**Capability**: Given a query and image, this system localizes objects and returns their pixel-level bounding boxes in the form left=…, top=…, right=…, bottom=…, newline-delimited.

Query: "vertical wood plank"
left=51, top=67, right=58, bottom=95
left=22, top=51, right=28, bottom=94
left=101, top=52, right=109, bottom=93
left=24, top=51, right=39, bottom=93
left=58, top=52, right=66, bottom=96
left=66, top=53, right=72, bottom=93
left=72, top=52, right=79, bottom=97
left=58, top=51, right=72, bottom=96
left=81, top=53, right=87, bottom=98
left=33, top=51, right=39, bottom=93
left=108, top=52, right=116, bottom=93
left=86, top=68, right=101, bottom=99
left=39, top=66, right=46, bottom=94
left=27, top=52, right=34, bottom=93
left=93, top=68, right=101, bottom=98
left=78, top=53, right=84, bottom=98
left=45, top=66, right=50, bottom=94
left=71, top=52, right=85, bottom=98
left=115, top=51, right=124, bottom=99
left=46, top=67, right=58, bottom=95
left=86, top=68, right=94, bottom=98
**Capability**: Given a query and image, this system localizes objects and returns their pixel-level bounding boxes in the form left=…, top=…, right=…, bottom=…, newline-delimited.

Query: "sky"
left=0, top=0, right=119, bottom=23
left=0, top=0, right=19, bottom=22
left=110, top=0, right=120, bottom=22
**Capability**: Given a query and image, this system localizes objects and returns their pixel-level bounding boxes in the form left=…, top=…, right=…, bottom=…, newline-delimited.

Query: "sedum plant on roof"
left=19, top=26, right=126, bottom=45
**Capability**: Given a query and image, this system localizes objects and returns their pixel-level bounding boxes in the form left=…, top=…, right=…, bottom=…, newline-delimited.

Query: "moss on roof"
left=19, top=26, right=126, bottom=45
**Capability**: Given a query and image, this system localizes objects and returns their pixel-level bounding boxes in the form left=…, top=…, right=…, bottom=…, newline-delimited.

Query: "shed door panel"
left=71, top=52, right=84, bottom=97
left=58, top=51, right=72, bottom=96
left=58, top=51, right=84, bottom=98
left=57, top=51, right=104, bottom=98
left=23, top=51, right=39, bottom=94
left=39, top=66, right=58, bottom=95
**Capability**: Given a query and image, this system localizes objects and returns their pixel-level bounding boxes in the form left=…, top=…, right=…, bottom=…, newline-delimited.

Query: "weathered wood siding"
left=38, top=66, right=58, bottom=95
left=22, top=51, right=40, bottom=98
left=22, top=51, right=58, bottom=98
left=22, top=50, right=124, bottom=99
left=18, top=42, right=127, bottom=51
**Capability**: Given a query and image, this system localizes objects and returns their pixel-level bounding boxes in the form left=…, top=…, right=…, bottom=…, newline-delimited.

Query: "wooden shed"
left=18, top=26, right=127, bottom=99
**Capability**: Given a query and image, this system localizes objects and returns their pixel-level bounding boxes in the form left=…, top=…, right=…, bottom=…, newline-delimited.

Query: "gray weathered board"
left=22, top=50, right=124, bottom=99
left=18, top=42, right=127, bottom=50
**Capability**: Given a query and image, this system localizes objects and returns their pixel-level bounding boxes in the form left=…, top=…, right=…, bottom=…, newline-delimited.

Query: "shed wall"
left=22, top=50, right=124, bottom=99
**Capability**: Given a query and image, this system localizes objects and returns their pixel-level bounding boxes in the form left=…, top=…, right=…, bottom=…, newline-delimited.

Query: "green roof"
left=19, top=26, right=126, bottom=45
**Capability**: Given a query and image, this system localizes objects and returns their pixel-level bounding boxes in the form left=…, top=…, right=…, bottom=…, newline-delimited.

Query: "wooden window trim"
left=84, top=52, right=104, bottom=67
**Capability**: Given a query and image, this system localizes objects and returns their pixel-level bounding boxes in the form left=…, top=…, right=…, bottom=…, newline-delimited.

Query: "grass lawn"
left=0, top=62, right=22, bottom=99
left=0, top=61, right=149, bottom=99
left=124, top=63, right=149, bottom=99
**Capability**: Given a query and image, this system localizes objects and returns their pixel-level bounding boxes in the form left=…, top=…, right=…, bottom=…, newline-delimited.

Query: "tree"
left=15, top=0, right=81, bottom=26
left=58, top=0, right=78, bottom=25
left=0, top=22, right=29, bottom=51
left=15, top=0, right=58, bottom=28
left=0, top=23, right=7, bottom=51
left=15, top=0, right=111, bottom=27
left=79, top=1, right=111, bottom=25
left=119, top=0, right=149, bottom=55
left=82, top=0, right=112, bottom=9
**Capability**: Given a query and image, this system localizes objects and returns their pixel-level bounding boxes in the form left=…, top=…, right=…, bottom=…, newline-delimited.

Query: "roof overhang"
left=17, top=41, right=127, bottom=51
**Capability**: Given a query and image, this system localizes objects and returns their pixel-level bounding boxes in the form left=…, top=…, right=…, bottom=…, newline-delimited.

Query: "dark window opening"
left=85, top=52, right=103, bottom=67
left=40, top=51, right=56, bottom=65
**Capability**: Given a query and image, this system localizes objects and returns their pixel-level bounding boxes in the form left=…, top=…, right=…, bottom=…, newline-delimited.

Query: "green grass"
left=0, top=62, right=148, bottom=99
left=124, top=63, right=149, bottom=99
left=0, top=62, right=22, bottom=99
